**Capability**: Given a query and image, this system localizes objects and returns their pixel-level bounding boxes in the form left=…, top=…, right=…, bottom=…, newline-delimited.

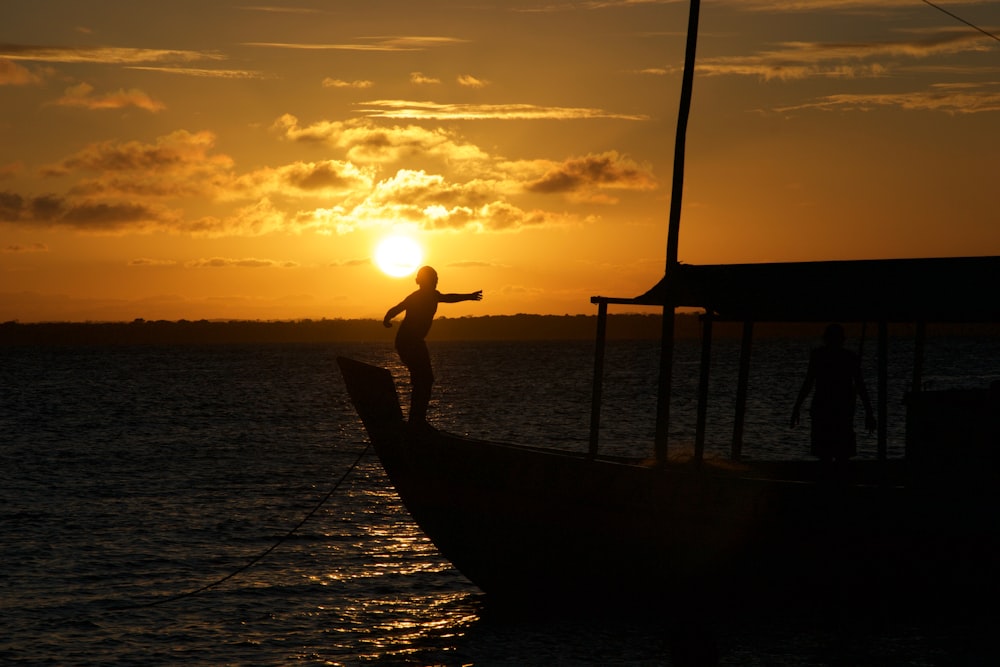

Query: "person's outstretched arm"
left=439, top=290, right=483, bottom=304
left=383, top=301, right=406, bottom=327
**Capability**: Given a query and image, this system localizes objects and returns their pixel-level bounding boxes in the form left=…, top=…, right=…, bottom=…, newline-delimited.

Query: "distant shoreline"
left=3, top=314, right=996, bottom=346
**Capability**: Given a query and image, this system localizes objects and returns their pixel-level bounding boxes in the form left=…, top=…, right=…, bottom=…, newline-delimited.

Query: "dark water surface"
left=2, top=338, right=998, bottom=665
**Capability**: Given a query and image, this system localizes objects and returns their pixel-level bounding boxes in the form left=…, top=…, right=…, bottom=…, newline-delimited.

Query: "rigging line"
left=117, top=441, right=372, bottom=611
left=920, top=0, right=1000, bottom=44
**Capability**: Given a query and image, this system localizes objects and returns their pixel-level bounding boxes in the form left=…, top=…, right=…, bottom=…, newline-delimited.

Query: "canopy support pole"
left=912, top=321, right=926, bottom=394
left=655, top=307, right=676, bottom=463
left=877, top=320, right=889, bottom=462
left=694, top=311, right=713, bottom=464
left=589, top=300, right=608, bottom=457
left=732, top=319, right=754, bottom=461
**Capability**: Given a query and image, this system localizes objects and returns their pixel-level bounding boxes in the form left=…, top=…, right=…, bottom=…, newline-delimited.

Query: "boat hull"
left=337, top=357, right=998, bottom=607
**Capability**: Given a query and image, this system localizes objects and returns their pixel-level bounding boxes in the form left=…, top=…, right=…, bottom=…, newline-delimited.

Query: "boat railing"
left=589, top=297, right=751, bottom=465
left=588, top=298, right=925, bottom=467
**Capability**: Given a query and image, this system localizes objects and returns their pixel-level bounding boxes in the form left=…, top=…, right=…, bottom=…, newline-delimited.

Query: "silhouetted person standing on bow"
left=383, top=266, right=482, bottom=427
left=791, top=323, right=876, bottom=469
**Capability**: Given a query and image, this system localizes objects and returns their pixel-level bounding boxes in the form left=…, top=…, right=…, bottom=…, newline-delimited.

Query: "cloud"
left=52, top=82, right=166, bottom=112
left=776, top=82, right=1000, bottom=113
left=0, top=190, right=171, bottom=232
left=457, top=74, right=489, bottom=88
left=230, top=160, right=375, bottom=199
left=0, top=58, right=44, bottom=85
left=272, top=114, right=492, bottom=164
left=3, top=242, right=48, bottom=253
left=277, top=161, right=369, bottom=192
left=182, top=198, right=290, bottom=237
left=37, top=129, right=375, bottom=215
left=6, top=129, right=381, bottom=237
left=322, top=77, right=374, bottom=88
left=41, top=130, right=234, bottom=198
left=329, top=257, right=372, bottom=267
left=187, top=256, right=298, bottom=268
left=128, top=257, right=177, bottom=266
left=3, top=131, right=238, bottom=234
left=515, top=0, right=680, bottom=11
left=237, top=5, right=326, bottom=14
left=447, top=259, right=505, bottom=268
left=4, top=118, right=654, bottom=238
left=697, top=60, right=889, bottom=81
left=270, top=114, right=344, bottom=144
left=356, top=99, right=650, bottom=120
left=127, top=66, right=264, bottom=79
left=202, top=134, right=628, bottom=227
left=329, top=169, right=563, bottom=233
left=244, top=36, right=466, bottom=52
left=524, top=151, right=658, bottom=202
left=60, top=201, right=168, bottom=228
left=697, top=28, right=997, bottom=81
left=0, top=44, right=223, bottom=64
left=0, top=162, right=23, bottom=179
left=410, top=71, right=441, bottom=85
left=734, top=0, right=998, bottom=12
left=43, top=129, right=225, bottom=175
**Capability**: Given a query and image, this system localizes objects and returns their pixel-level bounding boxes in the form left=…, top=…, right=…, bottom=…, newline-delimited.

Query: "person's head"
left=823, top=322, right=846, bottom=348
left=415, top=266, right=438, bottom=289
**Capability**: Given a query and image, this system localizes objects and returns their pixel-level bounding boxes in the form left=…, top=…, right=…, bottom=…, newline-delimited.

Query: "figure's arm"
left=439, top=290, right=483, bottom=304
left=383, top=301, right=405, bottom=328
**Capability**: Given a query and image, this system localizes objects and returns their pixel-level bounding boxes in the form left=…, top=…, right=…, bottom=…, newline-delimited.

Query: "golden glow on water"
left=345, top=592, right=479, bottom=661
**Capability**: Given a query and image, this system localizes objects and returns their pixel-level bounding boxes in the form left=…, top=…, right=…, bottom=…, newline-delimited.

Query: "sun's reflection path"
left=319, top=591, right=481, bottom=663
left=303, top=470, right=483, bottom=663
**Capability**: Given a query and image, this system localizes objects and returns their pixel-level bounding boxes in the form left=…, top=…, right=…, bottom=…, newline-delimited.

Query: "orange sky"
left=2, top=0, right=999, bottom=322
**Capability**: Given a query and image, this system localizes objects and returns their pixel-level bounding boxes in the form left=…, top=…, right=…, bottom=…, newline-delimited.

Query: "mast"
left=665, top=0, right=700, bottom=271
left=654, top=0, right=701, bottom=461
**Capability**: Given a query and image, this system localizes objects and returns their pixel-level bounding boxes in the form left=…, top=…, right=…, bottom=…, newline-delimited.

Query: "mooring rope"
left=118, top=441, right=371, bottom=610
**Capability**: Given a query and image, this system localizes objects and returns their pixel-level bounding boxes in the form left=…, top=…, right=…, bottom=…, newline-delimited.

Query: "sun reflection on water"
left=323, top=591, right=481, bottom=664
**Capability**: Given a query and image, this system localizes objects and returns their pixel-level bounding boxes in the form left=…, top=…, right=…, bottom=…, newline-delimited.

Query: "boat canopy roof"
left=594, top=256, right=1000, bottom=323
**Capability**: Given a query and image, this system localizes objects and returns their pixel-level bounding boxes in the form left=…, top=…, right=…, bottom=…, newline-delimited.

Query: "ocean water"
left=2, top=336, right=999, bottom=666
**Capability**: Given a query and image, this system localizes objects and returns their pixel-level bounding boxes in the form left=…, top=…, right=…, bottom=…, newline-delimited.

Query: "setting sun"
left=374, top=236, right=424, bottom=278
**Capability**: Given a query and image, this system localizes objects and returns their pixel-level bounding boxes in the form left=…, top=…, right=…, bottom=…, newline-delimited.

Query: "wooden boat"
left=338, top=340, right=999, bottom=609
left=338, top=0, right=1000, bottom=608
